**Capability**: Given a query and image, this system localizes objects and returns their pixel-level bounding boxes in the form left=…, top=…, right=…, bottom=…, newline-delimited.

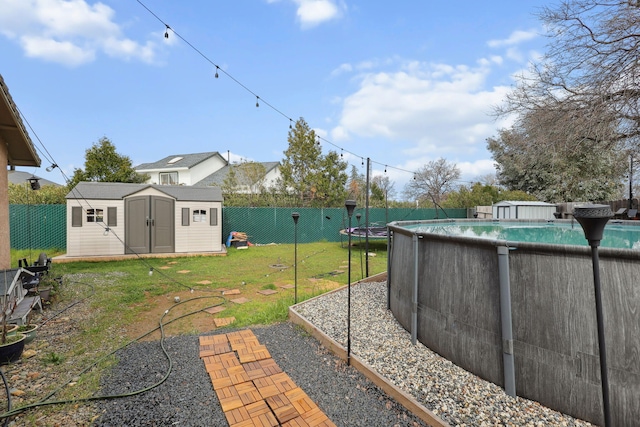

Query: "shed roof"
left=0, top=75, right=40, bottom=167
left=134, top=152, right=225, bottom=171
left=66, top=182, right=223, bottom=202
left=492, top=200, right=556, bottom=207
left=194, top=161, right=280, bottom=187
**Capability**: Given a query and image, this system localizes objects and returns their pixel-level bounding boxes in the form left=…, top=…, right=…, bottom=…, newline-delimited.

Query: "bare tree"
left=403, top=158, right=460, bottom=206
left=497, top=1, right=640, bottom=153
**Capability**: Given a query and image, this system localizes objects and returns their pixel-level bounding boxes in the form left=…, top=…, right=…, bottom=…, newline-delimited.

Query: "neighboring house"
left=134, top=151, right=281, bottom=193
left=8, top=169, right=60, bottom=187
left=135, top=152, right=228, bottom=186
left=195, top=161, right=280, bottom=192
left=65, top=182, right=224, bottom=258
left=0, top=74, right=41, bottom=269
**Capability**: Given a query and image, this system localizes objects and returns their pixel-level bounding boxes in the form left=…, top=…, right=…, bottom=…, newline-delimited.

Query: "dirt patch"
left=125, top=289, right=226, bottom=341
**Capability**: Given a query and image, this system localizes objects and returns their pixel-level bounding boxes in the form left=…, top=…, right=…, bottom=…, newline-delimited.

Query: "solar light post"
left=573, top=204, right=613, bottom=427
left=345, top=200, right=356, bottom=366
left=356, top=213, right=364, bottom=279
left=292, top=212, right=300, bottom=304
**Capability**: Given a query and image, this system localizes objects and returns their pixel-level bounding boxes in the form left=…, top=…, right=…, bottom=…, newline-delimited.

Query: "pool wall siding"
left=388, top=220, right=640, bottom=427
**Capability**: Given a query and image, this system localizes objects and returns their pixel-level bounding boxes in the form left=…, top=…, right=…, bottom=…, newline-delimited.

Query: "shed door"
left=125, top=196, right=175, bottom=254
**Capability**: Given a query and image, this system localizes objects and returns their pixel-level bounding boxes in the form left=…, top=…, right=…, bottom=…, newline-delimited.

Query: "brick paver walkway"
left=200, top=329, right=337, bottom=427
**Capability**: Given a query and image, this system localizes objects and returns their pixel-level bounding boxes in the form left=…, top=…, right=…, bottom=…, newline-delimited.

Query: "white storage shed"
left=65, top=182, right=224, bottom=258
left=492, top=201, right=558, bottom=220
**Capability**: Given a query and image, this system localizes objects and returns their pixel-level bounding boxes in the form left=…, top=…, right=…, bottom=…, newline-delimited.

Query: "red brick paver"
left=199, top=330, right=336, bottom=427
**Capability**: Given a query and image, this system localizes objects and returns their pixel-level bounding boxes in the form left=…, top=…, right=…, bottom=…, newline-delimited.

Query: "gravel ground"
left=294, top=281, right=596, bottom=427
left=93, top=322, right=426, bottom=426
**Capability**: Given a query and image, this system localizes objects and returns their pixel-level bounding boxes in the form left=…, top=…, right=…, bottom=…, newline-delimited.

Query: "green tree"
left=8, top=182, right=68, bottom=204
left=370, top=175, right=396, bottom=207
left=441, top=182, right=537, bottom=209
left=278, top=118, right=347, bottom=207
left=487, top=108, right=625, bottom=202
left=67, top=137, right=149, bottom=189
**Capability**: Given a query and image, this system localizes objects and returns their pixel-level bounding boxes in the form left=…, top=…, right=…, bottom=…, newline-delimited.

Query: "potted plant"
left=16, top=323, right=38, bottom=344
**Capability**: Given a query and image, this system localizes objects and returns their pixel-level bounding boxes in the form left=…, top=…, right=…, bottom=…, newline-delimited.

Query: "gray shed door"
left=125, top=196, right=175, bottom=254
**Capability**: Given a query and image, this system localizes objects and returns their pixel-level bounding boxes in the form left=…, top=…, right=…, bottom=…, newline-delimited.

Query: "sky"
left=1, top=0, right=551, bottom=198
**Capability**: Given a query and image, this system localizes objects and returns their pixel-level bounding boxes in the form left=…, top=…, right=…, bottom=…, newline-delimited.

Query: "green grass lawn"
left=5, top=241, right=387, bottom=422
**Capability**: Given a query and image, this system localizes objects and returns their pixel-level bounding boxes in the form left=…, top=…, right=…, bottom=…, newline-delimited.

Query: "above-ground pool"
left=402, top=219, right=640, bottom=249
left=387, top=218, right=640, bottom=427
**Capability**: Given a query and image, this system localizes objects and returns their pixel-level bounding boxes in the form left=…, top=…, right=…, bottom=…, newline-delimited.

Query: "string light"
left=341, top=149, right=343, bottom=158
left=103, top=227, right=110, bottom=236
left=149, top=267, right=154, bottom=276
left=46, top=163, right=58, bottom=172
left=136, top=0, right=426, bottom=182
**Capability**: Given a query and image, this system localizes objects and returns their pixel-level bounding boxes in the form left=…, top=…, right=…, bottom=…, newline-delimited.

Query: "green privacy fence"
left=9, top=204, right=468, bottom=250
left=221, top=206, right=467, bottom=245
left=10, top=204, right=67, bottom=250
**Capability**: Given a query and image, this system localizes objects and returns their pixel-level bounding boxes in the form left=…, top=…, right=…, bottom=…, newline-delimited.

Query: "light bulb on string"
left=289, top=119, right=293, bottom=129
left=46, top=163, right=58, bottom=172
left=361, top=157, right=364, bottom=166
left=341, top=149, right=343, bottom=158
left=384, top=165, right=387, bottom=173
left=164, top=25, right=170, bottom=39
left=215, top=66, right=219, bottom=78
left=149, top=267, right=153, bottom=276
left=103, top=227, right=110, bottom=236
left=256, top=96, right=260, bottom=107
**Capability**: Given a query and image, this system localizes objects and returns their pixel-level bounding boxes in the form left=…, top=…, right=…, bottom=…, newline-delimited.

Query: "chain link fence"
left=9, top=204, right=467, bottom=250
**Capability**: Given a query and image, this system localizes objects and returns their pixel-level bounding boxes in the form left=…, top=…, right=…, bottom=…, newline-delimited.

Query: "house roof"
left=194, top=161, right=280, bottom=187
left=0, top=74, right=41, bottom=167
left=8, top=170, right=60, bottom=187
left=134, top=152, right=226, bottom=171
left=66, top=182, right=223, bottom=202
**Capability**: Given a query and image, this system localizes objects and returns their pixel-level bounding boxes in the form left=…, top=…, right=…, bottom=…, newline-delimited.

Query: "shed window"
left=87, top=208, right=103, bottom=223
left=160, top=172, right=178, bottom=185
left=193, top=209, right=207, bottom=223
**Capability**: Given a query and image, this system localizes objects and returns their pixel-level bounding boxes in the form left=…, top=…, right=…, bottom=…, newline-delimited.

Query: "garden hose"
left=0, top=294, right=226, bottom=421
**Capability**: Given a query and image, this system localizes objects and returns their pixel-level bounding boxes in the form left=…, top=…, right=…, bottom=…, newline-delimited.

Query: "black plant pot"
left=0, top=333, right=26, bottom=365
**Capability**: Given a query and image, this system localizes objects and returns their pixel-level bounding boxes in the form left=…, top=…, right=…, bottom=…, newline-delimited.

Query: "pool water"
left=404, top=220, right=640, bottom=250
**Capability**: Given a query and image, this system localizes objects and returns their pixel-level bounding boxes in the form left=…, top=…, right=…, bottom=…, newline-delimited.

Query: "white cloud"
left=330, top=59, right=510, bottom=159
left=0, top=0, right=162, bottom=66
left=487, top=29, right=538, bottom=48
left=269, top=0, right=345, bottom=28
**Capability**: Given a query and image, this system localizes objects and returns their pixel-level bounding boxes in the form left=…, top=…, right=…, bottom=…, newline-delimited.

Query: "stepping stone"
left=159, top=266, right=171, bottom=270
left=214, top=317, right=236, bottom=327
left=224, top=289, right=241, bottom=296
left=197, top=280, right=212, bottom=285
left=204, top=306, right=226, bottom=315
left=177, top=270, right=191, bottom=274
left=279, top=284, right=295, bottom=289
left=231, top=297, right=249, bottom=304
left=257, top=289, right=278, bottom=296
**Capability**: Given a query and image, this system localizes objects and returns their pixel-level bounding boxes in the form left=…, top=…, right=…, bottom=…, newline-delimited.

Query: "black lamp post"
left=573, top=204, right=613, bottom=427
left=345, top=199, right=356, bottom=365
left=356, top=213, right=364, bottom=280
left=292, top=212, right=300, bottom=304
